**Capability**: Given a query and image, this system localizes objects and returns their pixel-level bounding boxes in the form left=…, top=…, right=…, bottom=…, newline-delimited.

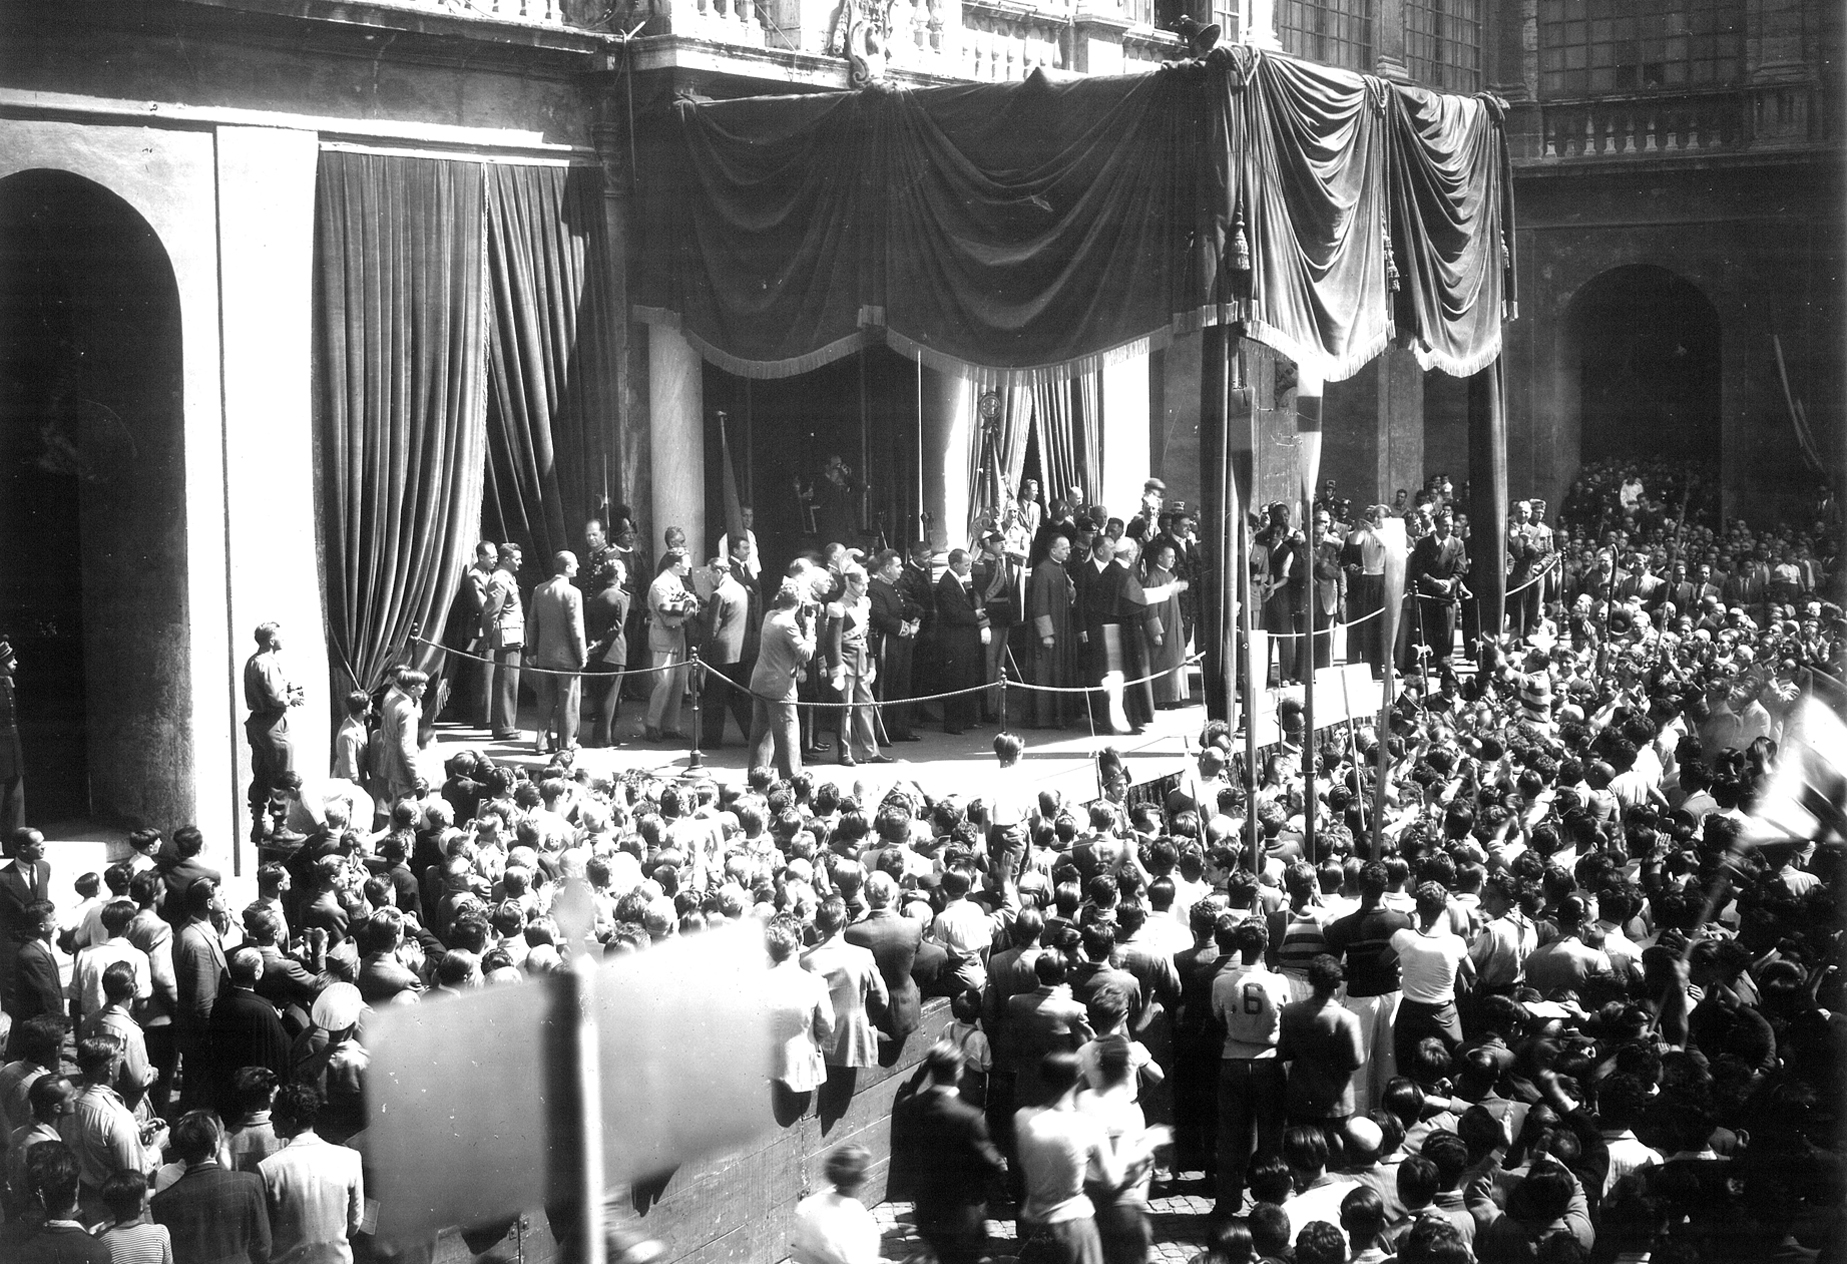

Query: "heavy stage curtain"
left=314, top=152, right=489, bottom=694
left=481, top=163, right=622, bottom=566
left=633, top=47, right=1515, bottom=388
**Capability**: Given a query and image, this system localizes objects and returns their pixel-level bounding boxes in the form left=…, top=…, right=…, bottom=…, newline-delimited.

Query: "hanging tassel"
left=1383, top=208, right=1400, bottom=293
left=1232, top=205, right=1251, bottom=274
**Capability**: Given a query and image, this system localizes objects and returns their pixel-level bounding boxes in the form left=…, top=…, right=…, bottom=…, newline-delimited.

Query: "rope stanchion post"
left=687, top=648, right=705, bottom=772
left=999, top=662, right=1009, bottom=734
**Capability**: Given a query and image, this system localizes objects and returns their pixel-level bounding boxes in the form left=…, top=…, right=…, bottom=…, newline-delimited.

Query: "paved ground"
left=864, top=1172, right=1219, bottom=1264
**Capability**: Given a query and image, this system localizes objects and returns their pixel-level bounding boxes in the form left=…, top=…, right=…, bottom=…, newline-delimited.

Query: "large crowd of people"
left=0, top=456, right=1841, bottom=1264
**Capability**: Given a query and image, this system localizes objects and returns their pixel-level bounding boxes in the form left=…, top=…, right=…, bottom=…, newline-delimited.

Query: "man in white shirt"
left=928, top=868, right=1011, bottom=994
left=1014, top=1050, right=1153, bottom=1264
left=716, top=505, right=761, bottom=581
left=1279, top=1124, right=1360, bottom=1241
left=258, top=1082, right=365, bottom=1264
left=1524, top=897, right=1611, bottom=995
left=1210, top=919, right=1291, bottom=1218
left=69, top=900, right=152, bottom=1028
left=1388, top=883, right=1473, bottom=1071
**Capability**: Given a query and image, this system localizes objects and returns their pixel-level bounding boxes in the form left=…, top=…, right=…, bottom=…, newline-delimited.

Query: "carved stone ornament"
left=829, top=0, right=894, bottom=85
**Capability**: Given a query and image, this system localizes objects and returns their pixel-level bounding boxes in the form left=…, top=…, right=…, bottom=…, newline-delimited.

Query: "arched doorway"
left=0, top=170, right=192, bottom=830
left=1566, top=265, right=1721, bottom=467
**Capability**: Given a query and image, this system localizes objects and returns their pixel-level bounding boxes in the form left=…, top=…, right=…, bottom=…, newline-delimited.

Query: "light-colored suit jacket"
left=527, top=575, right=587, bottom=670
left=800, top=935, right=889, bottom=1068
left=701, top=574, right=751, bottom=666
left=764, top=959, right=835, bottom=1092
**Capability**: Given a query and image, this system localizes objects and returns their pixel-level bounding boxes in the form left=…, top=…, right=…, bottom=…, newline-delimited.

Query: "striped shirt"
left=99, top=1221, right=174, bottom=1264
left=1276, top=909, right=1330, bottom=977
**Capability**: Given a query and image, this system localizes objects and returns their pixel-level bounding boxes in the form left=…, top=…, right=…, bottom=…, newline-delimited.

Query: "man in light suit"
left=371, top=668, right=426, bottom=812
left=479, top=543, right=525, bottom=742
left=747, top=581, right=817, bottom=780
left=764, top=918, right=834, bottom=1097
left=527, top=551, right=588, bottom=755
left=0, top=826, right=52, bottom=1012
left=698, top=557, right=753, bottom=749
left=801, top=895, right=888, bottom=1071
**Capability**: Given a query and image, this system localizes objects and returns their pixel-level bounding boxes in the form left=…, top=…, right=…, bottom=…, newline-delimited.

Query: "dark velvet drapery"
left=633, top=48, right=1514, bottom=388
left=314, top=152, right=490, bottom=695
left=481, top=163, right=623, bottom=571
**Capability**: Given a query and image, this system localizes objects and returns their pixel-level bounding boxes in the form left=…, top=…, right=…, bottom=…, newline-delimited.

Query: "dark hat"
left=1143, top=478, right=1167, bottom=494
left=1174, top=14, right=1222, bottom=52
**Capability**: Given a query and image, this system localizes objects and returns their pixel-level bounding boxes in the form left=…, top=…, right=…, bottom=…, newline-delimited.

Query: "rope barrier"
left=410, top=635, right=692, bottom=680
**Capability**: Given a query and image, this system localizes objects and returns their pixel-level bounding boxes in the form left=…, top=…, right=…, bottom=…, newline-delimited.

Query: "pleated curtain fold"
left=314, top=152, right=490, bottom=695
left=480, top=163, right=622, bottom=571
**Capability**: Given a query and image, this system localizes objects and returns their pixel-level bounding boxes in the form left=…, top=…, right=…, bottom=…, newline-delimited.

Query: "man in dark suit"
left=439, top=541, right=496, bottom=726
left=1005, top=952, right=1092, bottom=1109
left=0, top=826, right=52, bottom=1011
left=899, top=541, right=938, bottom=723
left=1067, top=922, right=1144, bottom=1022
left=971, top=532, right=1022, bottom=724
left=583, top=558, right=630, bottom=748
left=8, top=899, right=63, bottom=1042
left=698, top=556, right=754, bottom=749
left=200, top=948, right=290, bottom=1121
left=868, top=549, right=923, bottom=741
left=934, top=550, right=985, bottom=735
left=842, top=872, right=943, bottom=1048
left=156, top=826, right=222, bottom=925
left=152, top=1110, right=272, bottom=1264
left=173, top=880, right=227, bottom=1109
left=526, top=550, right=587, bottom=755
left=1409, top=510, right=1469, bottom=670
left=894, top=1045, right=1006, bottom=1264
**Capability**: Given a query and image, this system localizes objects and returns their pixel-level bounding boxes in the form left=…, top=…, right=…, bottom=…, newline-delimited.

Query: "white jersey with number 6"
left=1210, top=962, right=1292, bottom=1059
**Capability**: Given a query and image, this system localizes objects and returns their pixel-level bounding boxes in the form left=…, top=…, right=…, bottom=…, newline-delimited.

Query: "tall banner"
left=717, top=410, right=747, bottom=557
left=1377, top=516, right=1409, bottom=664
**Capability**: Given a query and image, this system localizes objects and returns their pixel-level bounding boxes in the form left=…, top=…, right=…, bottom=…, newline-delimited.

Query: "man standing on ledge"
left=0, top=638, right=23, bottom=836
left=244, top=623, right=303, bottom=831
left=479, top=543, right=525, bottom=743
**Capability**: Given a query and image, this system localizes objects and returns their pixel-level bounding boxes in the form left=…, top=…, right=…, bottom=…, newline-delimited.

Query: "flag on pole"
left=717, top=410, right=747, bottom=557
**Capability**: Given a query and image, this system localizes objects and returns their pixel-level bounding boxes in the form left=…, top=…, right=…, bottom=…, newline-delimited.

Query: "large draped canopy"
left=632, top=47, right=1516, bottom=386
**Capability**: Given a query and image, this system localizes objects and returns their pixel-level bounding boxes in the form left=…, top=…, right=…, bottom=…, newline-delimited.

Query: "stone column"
left=648, top=325, right=706, bottom=560
left=1371, top=0, right=1410, bottom=80
left=1320, top=346, right=1425, bottom=506
left=1158, top=331, right=1205, bottom=511
left=1101, top=353, right=1151, bottom=517
left=216, top=126, right=330, bottom=849
left=1746, top=0, right=1817, bottom=147
left=919, top=367, right=973, bottom=550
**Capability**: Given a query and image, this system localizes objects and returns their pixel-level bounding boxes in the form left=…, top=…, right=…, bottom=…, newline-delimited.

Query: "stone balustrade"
left=1536, top=89, right=1748, bottom=160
